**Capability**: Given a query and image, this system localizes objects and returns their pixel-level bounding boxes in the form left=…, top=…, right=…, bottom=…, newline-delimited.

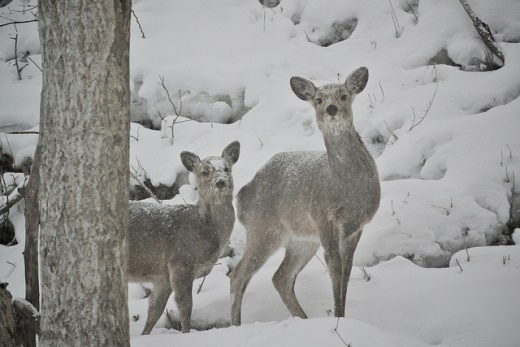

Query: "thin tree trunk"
left=38, top=1, right=132, bottom=346
left=23, top=139, right=42, bottom=347
left=458, top=0, right=504, bottom=66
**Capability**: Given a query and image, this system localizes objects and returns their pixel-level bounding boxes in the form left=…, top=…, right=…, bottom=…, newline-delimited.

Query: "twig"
left=131, top=10, right=146, bottom=39
left=10, top=34, right=27, bottom=80
left=158, top=76, right=183, bottom=144
left=331, top=317, right=351, bottom=346
left=5, top=131, right=39, bottom=135
left=404, top=0, right=418, bottom=23
left=455, top=259, right=463, bottom=272
left=384, top=121, right=398, bottom=142
left=388, top=0, right=402, bottom=38
left=463, top=238, right=470, bottom=262
left=378, top=81, right=385, bottom=98
left=2, top=132, right=15, bottom=160
left=408, top=82, right=438, bottom=131
left=506, top=144, right=512, bottom=160
left=314, top=254, right=328, bottom=270
left=130, top=126, right=141, bottom=142
left=303, top=30, right=312, bottom=42
left=129, top=165, right=161, bottom=204
left=433, top=204, right=450, bottom=216
left=0, top=19, right=38, bottom=28
left=21, top=52, right=42, bottom=72
left=197, top=276, right=206, bottom=294
left=0, top=187, right=24, bottom=215
left=355, top=262, right=371, bottom=282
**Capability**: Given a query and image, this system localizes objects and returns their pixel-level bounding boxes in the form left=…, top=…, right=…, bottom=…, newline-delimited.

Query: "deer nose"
left=216, top=180, right=225, bottom=189
left=326, top=105, right=338, bottom=116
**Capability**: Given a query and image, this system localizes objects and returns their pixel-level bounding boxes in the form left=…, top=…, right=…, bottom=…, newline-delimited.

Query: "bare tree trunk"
left=23, top=140, right=41, bottom=347
left=458, top=0, right=504, bottom=66
left=38, top=1, right=132, bottom=346
left=0, top=283, right=19, bottom=347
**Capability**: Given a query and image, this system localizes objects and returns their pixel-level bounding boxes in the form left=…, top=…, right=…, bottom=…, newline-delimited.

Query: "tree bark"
left=458, top=0, right=504, bottom=66
left=23, top=140, right=42, bottom=347
left=38, top=1, right=131, bottom=346
left=0, top=283, right=19, bottom=347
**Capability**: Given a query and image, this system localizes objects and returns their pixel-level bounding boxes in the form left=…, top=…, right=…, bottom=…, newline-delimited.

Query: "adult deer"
left=128, top=141, right=240, bottom=334
left=230, top=67, right=380, bottom=325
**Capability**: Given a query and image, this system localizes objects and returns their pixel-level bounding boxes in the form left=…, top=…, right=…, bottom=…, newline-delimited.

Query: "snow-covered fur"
left=128, top=141, right=240, bottom=334
left=230, top=68, right=380, bottom=325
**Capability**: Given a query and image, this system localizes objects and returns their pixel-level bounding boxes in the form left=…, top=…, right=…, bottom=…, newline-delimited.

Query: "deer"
left=230, top=67, right=380, bottom=325
left=128, top=141, right=240, bottom=334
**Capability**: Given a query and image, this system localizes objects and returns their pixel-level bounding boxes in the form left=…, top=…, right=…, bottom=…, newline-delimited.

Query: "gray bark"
left=458, top=0, right=504, bottom=66
left=0, top=283, right=19, bottom=347
left=38, top=1, right=132, bottom=346
left=23, top=140, right=41, bottom=347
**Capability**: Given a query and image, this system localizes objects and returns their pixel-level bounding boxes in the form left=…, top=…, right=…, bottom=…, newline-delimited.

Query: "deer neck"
left=323, top=127, right=371, bottom=175
left=197, top=193, right=235, bottom=241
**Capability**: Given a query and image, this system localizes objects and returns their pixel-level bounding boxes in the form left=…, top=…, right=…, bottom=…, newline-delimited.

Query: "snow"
left=1, top=0, right=520, bottom=346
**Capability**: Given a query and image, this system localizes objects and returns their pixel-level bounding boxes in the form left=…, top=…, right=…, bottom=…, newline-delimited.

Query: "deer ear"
left=345, top=67, right=368, bottom=94
left=180, top=151, right=201, bottom=172
left=290, top=77, right=317, bottom=101
left=222, top=141, right=240, bottom=165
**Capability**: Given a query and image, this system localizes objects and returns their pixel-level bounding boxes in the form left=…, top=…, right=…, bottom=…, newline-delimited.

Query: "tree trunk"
left=0, top=283, right=19, bottom=347
left=38, top=1, right=132, bottom=346
left=23, top=140, right=41, bottom=347
left=458, top=0, right=504, bottom=67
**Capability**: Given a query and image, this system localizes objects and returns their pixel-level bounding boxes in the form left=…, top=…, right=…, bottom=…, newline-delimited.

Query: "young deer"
left=230, top=67, right=380, bottom=325
left=128, top=141, right=240, bottom=334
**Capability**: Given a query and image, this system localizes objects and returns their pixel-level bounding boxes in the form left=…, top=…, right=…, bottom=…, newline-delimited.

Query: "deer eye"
left=341, top=95, right=347, bottom=101
left=224, top=167, right=230, bottom=173
left=201, top=170, right=209, bottom=177
left=315, top=98, right=323, bottom=104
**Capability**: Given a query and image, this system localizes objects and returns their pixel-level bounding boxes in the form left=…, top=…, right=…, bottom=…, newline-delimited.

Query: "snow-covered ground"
left=1, top=0, right=520, bottom=345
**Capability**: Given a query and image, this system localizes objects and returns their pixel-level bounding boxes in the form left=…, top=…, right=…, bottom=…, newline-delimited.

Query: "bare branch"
left=158, top=76, right=183, bottom=144
left=0, top=19, right=37, bottom=28
left=6, top=131, right=39, bottom=135
left=409, top=82, right=438, bottom=131
left=130, top=165, right=161, bottom=204
left=22, top=52, right=42, bottom=72
left=131, top=10, right=146, bottom=39
left=0, top=185, right=25, bottom=215
left=10, top=34, right=22, bottom=80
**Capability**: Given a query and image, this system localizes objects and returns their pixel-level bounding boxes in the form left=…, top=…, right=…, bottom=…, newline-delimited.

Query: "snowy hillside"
left=1, top=0, right=520, bottom=346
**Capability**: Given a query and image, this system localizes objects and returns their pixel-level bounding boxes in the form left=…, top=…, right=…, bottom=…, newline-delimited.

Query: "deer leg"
left=272, top=240, right=320, bottom=318
left=339, top=228, right=363, bottom=316
left=141, top=280, right=172, bottom=335
left=230, top=227, right=283, bottom=326
left=170, top=266, right=195, bottom=333
left=321, top=222, right=344, bottom=317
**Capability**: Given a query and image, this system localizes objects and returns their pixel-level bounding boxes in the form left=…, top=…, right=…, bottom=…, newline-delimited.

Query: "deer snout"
left=326, top=105, right=338, bottom=116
